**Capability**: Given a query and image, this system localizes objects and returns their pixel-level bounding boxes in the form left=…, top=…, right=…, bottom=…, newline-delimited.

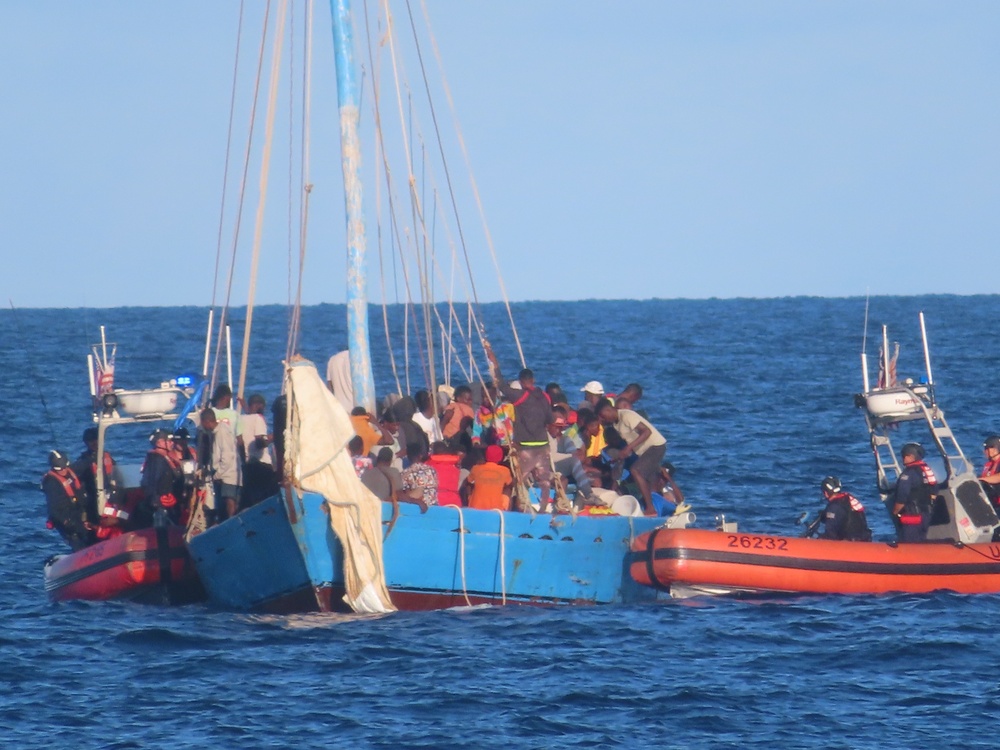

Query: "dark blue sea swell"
left=2, top=296, right=1000, bottom=749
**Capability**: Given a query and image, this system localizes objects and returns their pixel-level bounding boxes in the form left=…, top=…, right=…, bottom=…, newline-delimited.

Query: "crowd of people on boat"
left=338, top=346, right=686, bottom=519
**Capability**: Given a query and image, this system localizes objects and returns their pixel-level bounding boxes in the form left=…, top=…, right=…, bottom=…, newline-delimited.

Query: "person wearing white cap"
left=578, top=381, right=604, bottom=412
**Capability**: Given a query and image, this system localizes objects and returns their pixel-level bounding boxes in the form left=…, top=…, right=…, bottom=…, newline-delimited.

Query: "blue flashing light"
left=175, top=373, right=196, bottom=388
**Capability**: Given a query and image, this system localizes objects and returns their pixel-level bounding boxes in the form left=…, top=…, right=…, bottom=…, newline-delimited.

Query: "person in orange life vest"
left=979, top=435, right=1000, bottom=507
left=428, top=441, right=463, bottom=506
left=42, top=450, right=93, bottom=551
left=72, top=426, right=128, bottom=538
left=818, top=476, right=872, bottom=541
left=465, top=444, right=513, bottom=511
left=892, top=443, right=937, bottom=543
left=486, top=344, right=555, bottom=513
left=441, top=385, right=475, bottom=441
left=138, top=428, right=183, bottom=527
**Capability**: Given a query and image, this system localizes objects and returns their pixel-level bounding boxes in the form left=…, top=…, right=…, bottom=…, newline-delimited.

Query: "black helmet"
left=149, top=428, right=170, bottom=445
left=901, top=443, right=925, bottom=460
left=48, top=450, right=70, bottom=470
left=172, top=427, right=191, bottom=441
left=984, top=435, right=1000, bottom=452
left=821, top=476, right=841, bottom=495
left=82, top=427, right=98, bottom=444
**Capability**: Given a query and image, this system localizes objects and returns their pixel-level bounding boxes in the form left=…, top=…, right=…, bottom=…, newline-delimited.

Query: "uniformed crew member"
left=892, top=443, right=937, bottom=543
left=41, top=450, right=92, bottom=550
left=979, top=435, right=1000, bottom=507
left=819, top=476, right=872, bottom=541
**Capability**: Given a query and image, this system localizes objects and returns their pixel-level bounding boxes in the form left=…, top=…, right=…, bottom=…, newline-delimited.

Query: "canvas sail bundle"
left=286, top=359, right=395, bottom=614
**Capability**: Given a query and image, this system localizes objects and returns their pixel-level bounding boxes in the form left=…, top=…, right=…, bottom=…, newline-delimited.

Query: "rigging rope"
left=238, top=0, right=289, bottom=402
left=362, top=0, right=403, bottom=398
left=211, top=0, right=273, bottom=395
left=413, top=0, right=526, bottom=368
left=288, top=0, right=315, bottom=362
left=211, top=0, right=247, bottom=316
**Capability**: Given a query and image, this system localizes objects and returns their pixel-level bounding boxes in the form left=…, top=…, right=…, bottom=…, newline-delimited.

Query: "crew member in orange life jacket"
left=139, top=429, right=183, bottom=527
left=892, top=443, right=937, bottom=543
left=72, top=426, right=128, bottom=537
left=819, top=476, right=872, bottom=541
left=41, top=450, right=92, bottom=550
left=979, top=435, right=1000, bottom=507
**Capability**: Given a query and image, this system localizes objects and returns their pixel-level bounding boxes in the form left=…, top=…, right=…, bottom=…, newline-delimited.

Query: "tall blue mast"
left=329, top=0, right=376, bottom=412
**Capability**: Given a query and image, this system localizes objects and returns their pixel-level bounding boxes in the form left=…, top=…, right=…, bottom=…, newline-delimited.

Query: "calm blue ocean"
left=3, top=296, right=1000, bottom=749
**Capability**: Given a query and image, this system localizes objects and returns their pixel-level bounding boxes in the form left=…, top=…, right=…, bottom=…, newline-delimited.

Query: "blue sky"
left=2, top=1, right=998, bottom=308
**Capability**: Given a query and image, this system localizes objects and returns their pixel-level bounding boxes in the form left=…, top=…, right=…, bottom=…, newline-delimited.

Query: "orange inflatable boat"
left=44, top=526, right=203, bottom=604
left=630, top=527, right=1000, bottom=596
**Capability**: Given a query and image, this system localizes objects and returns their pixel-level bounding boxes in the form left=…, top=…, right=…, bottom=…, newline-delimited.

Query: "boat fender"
left=643, top=527, right=670, bottom=593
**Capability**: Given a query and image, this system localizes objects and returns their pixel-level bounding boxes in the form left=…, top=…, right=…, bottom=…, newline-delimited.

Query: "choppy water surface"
left=3, top=296, right=1000, bottom=749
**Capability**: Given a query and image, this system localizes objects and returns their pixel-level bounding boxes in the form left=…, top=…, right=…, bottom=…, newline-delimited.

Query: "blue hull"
left=187, top=491, right=668, bottom=612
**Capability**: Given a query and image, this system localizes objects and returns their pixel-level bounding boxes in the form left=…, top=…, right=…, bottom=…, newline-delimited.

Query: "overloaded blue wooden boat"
left=189, top=488, right=670, bottom=613
left=187, top=357, right=682, bottom=613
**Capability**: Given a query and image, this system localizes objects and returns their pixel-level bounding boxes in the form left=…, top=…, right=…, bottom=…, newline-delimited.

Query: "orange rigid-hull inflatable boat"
left=630, top=528, right=1000, bottom=597
left=44, top=526, right=204, bottom=604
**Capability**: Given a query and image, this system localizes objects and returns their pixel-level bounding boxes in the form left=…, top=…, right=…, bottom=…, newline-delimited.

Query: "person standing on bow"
left=892, top=443, right=937, bottom=543
left=486, top=345, right=555, bottom=513
left=816, top=476, right=871, bottom=541
left=979, top=435, right=1000, bottom=508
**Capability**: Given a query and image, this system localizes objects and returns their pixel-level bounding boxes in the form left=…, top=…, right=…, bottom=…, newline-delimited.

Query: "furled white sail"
left=286, top=358, right=395, bottom=614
